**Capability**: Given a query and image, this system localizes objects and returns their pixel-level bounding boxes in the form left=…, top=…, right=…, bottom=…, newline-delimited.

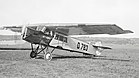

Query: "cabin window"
left=55, top=34, right=67, bottom=43
left=59, top=35, right=63, bottom=41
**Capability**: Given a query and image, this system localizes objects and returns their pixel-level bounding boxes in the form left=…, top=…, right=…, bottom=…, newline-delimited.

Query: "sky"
left=0, top=0, right=139, bottom=38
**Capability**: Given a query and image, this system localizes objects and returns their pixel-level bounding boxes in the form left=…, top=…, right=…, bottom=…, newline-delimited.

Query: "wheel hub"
left=44, top=52, right=52, bottom=61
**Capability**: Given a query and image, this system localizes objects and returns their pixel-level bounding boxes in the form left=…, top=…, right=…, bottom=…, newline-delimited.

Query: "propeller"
left=21, top=25, right=27, bottom=39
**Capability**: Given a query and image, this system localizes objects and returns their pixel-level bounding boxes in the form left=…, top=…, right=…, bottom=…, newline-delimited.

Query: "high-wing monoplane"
left=21, top=23, right=133, bottom=61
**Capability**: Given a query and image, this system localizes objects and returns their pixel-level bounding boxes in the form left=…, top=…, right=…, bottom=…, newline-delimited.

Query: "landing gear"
left=30, top=51, right=37, bottom=58
left=44, top=52, right=52, bottom=61
left=30, top=44, right=38, bottom=59
left=29, top=43, right=55, bottom=61
left=30, top=44, right=46, bottom=59
left=43, top=48, right=55, bottom=61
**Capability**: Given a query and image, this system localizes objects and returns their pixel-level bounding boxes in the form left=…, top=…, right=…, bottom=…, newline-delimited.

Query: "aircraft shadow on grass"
left=36, top=54, right=131, bottom=62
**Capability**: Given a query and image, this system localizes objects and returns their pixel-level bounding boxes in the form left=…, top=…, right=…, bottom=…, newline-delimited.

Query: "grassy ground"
left=0, top=36, right=139, bottom=78
left=0, top=43, right=139, bottom=78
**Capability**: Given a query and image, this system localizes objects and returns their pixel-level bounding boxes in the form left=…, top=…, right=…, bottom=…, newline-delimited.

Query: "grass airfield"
left=0, top=37, right=139, bottom=78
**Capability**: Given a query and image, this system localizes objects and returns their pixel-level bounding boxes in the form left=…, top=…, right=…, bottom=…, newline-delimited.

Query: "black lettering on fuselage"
left=54, top=34, right=67, bottom=43
left=77, top=42, right=88, bottom=51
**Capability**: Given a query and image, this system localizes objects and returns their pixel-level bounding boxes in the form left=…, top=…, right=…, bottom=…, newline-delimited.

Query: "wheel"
left=30, top=51, right=37, bottom=58
left=44, top=52, right=52, bottom=61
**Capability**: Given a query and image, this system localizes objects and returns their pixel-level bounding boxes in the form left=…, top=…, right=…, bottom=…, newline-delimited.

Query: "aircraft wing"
left=3, top=26, right=22, bottom=33
left=26, top=23, right=133, bottom=35
left=3, top=23, right=133, bottom=35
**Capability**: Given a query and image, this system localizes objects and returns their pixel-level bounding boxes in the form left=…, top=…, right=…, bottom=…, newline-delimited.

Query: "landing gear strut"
left=30, top=44, right=46, bottom=59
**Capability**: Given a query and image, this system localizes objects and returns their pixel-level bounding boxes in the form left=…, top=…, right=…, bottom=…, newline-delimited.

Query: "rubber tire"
left=44, top=52, right=52, bottom=61
left=30, top=51, right=37, bottom=58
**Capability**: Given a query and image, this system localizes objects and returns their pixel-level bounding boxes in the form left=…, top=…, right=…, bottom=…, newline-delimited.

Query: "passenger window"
left=59, top=35, right=63, bottom=41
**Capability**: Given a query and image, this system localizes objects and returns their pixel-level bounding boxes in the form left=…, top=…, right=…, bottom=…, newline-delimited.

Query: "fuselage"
left=22, top=26, right=97, bottom=55
left=49, top=33, right=96, bottom=54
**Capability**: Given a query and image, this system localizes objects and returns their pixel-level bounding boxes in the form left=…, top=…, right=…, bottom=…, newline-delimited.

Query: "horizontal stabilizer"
left=93, top=45, right=112, bottom=49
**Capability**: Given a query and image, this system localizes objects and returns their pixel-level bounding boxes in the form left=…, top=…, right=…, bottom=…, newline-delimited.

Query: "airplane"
left=21, top=23, right=133, bottom=61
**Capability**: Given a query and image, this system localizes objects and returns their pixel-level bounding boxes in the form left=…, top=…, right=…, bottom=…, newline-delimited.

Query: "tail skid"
left=93, top=45, right=112, bottom=49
